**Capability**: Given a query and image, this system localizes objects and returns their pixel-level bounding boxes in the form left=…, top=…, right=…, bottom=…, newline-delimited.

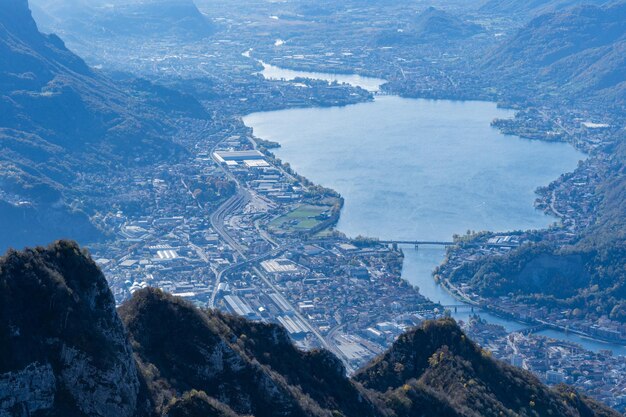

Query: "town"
left=88, top=110, right=440, bottom=373
left=37, top=1, right=626, bottom=411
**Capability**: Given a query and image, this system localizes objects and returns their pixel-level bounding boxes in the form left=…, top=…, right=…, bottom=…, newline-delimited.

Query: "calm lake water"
left=244, top=71, right=626, bottom=355
left=260, top=61, right=386, bottom=92
left=245, top=96, right=579, bottom=240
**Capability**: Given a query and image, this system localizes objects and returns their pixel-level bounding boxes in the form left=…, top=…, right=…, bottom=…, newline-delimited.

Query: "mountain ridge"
left=478, top=0, right=612, bottom=17
left=30, top=0, right=215, bottom=41
left=376, top=7, right=484, bottom=46
left=483, top=1, right=626, bottom=109
left=0, top=241, right=620, bottom=417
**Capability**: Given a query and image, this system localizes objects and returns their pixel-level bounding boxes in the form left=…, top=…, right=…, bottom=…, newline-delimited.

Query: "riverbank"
left=439, top=275, right=626, bottom=348
left=245, top=62, right=626, bottom=357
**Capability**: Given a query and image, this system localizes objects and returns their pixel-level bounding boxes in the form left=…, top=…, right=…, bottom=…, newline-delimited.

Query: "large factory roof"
left=214, top=150, right=264, bottom=162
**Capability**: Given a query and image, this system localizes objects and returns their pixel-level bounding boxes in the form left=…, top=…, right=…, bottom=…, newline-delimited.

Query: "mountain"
left=478, top=0, right=612, bottom=17
left=120, top=288, right=381, bottom=417
left=354, top=319, right=620, bottom=417
left=0, top=0, right=207, bottom=250
left=376, top=7, right=484, bottom=46
left=0, top=241, right=152, bottom=416
left=483, top=2, right=626, bottom=109
left=412, top=7, right=484, bottom=39
left=1, top=241, right=620, bottom=417
left=30, top=0, right=215, bottom=41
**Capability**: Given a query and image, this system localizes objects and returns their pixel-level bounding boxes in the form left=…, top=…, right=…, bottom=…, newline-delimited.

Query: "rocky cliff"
left=0, top=241, right=148, bottom=417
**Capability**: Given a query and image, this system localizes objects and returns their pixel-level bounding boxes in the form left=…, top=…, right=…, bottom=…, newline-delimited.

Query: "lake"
left=259, top=60, right=386, bottom=92
left=244, top=96, right=579, bottom=240
left=244, top=70, right=626, bottom=355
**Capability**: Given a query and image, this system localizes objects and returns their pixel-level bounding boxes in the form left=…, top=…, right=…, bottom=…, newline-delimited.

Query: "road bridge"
left=441, top=304, right=477, bottom=313
left=379, top=240, right=519, bottom=250
left=379, top=240, right=455, bottom=249
left=414, top=304, right=478, bottom=313
left=517, top=324, right=547, bottom=335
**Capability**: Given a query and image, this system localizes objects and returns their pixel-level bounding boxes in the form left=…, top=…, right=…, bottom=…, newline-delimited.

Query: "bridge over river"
left=379, top=240, right=520, bottom=249
left=414, top=304, right=478, bottom=315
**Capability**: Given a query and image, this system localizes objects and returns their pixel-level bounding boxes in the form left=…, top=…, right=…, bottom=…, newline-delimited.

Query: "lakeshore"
left=244, top=64, right=626, bottom=356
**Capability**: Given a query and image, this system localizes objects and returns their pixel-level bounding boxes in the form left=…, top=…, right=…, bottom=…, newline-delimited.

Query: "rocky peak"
left=0, top=241, right=143, bottom=417
left=0, top=0, right=38, bottom=34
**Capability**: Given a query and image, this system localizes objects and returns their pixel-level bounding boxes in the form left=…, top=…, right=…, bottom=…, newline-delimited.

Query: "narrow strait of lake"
left=244, top=68, right=626, bottom=355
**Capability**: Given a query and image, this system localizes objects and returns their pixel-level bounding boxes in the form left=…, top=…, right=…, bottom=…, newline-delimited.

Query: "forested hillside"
left=450, top=138, right=626, bottom=323
left=483, top=1, right=626, bottom=109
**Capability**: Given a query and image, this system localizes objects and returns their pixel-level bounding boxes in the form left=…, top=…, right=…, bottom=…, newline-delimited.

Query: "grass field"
left=268, top=204, right=333, bottom=235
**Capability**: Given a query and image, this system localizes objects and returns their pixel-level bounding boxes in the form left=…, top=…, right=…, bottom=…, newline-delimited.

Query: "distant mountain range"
left=0, top=0, right=207, bottom=250
left=30, top=0, right=215, bottom=41
left=0, top=241, right=620, bottom=417
left=483, top=1, right=626, bottom=109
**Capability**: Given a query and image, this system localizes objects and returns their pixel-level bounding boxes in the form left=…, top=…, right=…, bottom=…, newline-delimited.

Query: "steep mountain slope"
left=119, top=288, right=380, bottom=417
left=0, top=0, right=207, bottom=250
left=483, top=1, right=626, bottom=108
left=0, top=0, right=179, bottom=158
left=0, top=241, right=151, bottom=417
left=0, top=241, right=620, bottom=417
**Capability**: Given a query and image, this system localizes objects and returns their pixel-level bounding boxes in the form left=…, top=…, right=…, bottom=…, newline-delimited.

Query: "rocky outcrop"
left=119, top=288, right=328, bottom=417
left=0, top=241, right=621, bottom=417
left=0, top=241, right=143, bottom=417
left=0, top=362, right=55, bottom=417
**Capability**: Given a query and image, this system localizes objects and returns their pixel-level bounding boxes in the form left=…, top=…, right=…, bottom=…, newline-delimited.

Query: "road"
left=209, top=189, right=250, bottom=254
left=204, top=134, right=352, bottom=365
left=208, top=249, right=279, bottom=308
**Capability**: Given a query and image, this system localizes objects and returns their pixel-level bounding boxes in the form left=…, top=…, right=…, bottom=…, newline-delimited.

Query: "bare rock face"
left=0, top=241, right=142, bottom=417
left=0, top=363, right=55, bottom=417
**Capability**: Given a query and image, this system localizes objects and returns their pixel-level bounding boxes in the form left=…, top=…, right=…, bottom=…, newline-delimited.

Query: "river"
left=243, top=66, right=626, bottom=356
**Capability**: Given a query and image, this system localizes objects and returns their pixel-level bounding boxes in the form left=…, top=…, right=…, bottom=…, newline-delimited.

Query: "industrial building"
left=214, top=150, right=265, bottom=163
left=224, top=295, right=255, bottom=318
left=277, top=315, right=309, bottom=337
